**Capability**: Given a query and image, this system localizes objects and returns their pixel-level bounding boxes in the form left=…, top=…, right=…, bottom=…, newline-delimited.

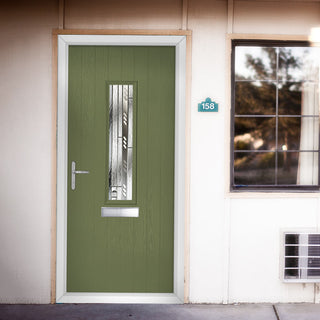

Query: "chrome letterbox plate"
left=101, top=207, right=139, bottom=218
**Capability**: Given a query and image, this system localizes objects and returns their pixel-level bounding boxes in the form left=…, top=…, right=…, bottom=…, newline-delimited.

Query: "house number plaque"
left=198, top=97, right=218, bottom=112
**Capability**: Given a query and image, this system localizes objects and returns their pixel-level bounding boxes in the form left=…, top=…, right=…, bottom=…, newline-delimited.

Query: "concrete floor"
left=0, top=303, right=320, bottom=320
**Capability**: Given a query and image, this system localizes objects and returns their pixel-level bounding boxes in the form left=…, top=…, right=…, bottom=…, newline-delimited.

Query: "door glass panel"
left=108, top=84, right=134, bottom=200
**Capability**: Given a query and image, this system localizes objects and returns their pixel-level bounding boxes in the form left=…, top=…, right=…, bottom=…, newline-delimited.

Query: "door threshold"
left=57, top=292, right=183, bottom=304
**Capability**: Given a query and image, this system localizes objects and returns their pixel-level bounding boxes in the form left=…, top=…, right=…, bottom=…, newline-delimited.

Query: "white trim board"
left=56, top=34, right=186, bottom=304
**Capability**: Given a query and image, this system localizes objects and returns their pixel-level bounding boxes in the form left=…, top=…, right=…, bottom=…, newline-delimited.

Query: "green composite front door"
left=66, top=46, right=175, bottom=293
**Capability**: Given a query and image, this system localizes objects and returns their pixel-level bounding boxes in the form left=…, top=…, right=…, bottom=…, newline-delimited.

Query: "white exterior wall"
left=1, top=0, right=320, bottom=303
left=188, top=0, right=229, bottom=303
left=189, top=0, right=320, bottom=304
left=0, top=1, right=58, bottom=303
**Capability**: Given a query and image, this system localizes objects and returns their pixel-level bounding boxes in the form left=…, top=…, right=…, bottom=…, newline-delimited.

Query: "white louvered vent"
left=284, top=233, right=320, bottom=282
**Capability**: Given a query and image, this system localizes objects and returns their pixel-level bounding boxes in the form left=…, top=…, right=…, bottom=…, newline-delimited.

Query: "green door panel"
left=67, top=46, right=175, bottom=293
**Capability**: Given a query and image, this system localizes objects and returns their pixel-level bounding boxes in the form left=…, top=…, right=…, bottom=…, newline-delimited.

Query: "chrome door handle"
left=71, top=161, right=90, bottom=190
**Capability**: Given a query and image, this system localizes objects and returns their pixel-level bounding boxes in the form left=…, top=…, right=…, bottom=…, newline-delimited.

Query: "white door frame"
left=56, top=34, right=186, bottom=304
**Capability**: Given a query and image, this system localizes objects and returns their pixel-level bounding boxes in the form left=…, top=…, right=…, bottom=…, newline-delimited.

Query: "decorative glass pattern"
left=108, top=84, right=133, bottom=200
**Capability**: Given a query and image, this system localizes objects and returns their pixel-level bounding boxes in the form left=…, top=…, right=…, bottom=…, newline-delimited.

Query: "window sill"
left=225, top=189, right=320, bottom=199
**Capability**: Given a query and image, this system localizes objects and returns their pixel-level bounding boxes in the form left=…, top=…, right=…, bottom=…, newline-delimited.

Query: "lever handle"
left=74, top=170, right=90, bottom=174
left=71, top=161, right=90, bottom=190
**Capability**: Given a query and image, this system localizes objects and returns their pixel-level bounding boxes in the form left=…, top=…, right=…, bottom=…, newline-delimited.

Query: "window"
left=231, top=40, right=320, bottom=191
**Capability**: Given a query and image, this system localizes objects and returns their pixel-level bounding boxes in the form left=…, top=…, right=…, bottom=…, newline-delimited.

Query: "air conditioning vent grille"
left=284, top=233, right=320, bottom=282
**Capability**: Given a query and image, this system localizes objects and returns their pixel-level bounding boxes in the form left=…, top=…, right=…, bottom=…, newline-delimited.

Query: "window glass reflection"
left=278, top=117, right=319, bottom=151
left=297, top=152, right=319, bottom=185
left=234, top=117, right=276, bottom=150
left=235, top=46, right=277, bottom=81
left=278, top=82, right=302, bottom=115
left=234, top=152, right=276, bottom=185
left=278, top=82, right=319, bottom=116
left=278, top=118, right=301, bottom=150
left=278, top=47, right=320, bottom=82
left=300, top=117, right=319, bottom=151
left=277, top=151, right=318, bottom=186
left=277, top=152, right=299, bottom=184
left=235, top=82, right=276, bottom=115
left=232, top=43, right=320, bottom=189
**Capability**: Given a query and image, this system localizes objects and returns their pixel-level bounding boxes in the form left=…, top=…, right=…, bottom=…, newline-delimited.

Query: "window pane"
left=277, top=152, right=299, bottom=184
left=278, top=82, right=302, bottom=115
left=234, top=117, right=276, bottom=150
left=234, top=152, right=275, bottom=185
left=108, top=84, right=134, bottom=200
left=235, top=82, right=276, bottom=115
left=278, top=47, right=320, bottom=82
left=297, top=152, right=319, bottom=185
left=277, top=152, right=319, bottom=185
left=278, top=117, right=319, bottom=151
left=235, top=46, right=277, bottom=81
left=278, top=118, right=301, bottom=150
left=279, top=82, right=319, bottom=115
left=301, top=83, right=320, bottom=116
left=301, top=116, right=319, bottom=151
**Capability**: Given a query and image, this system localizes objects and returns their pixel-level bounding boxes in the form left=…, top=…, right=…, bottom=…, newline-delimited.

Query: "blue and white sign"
left=198, top=97, right=218, bottom=112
